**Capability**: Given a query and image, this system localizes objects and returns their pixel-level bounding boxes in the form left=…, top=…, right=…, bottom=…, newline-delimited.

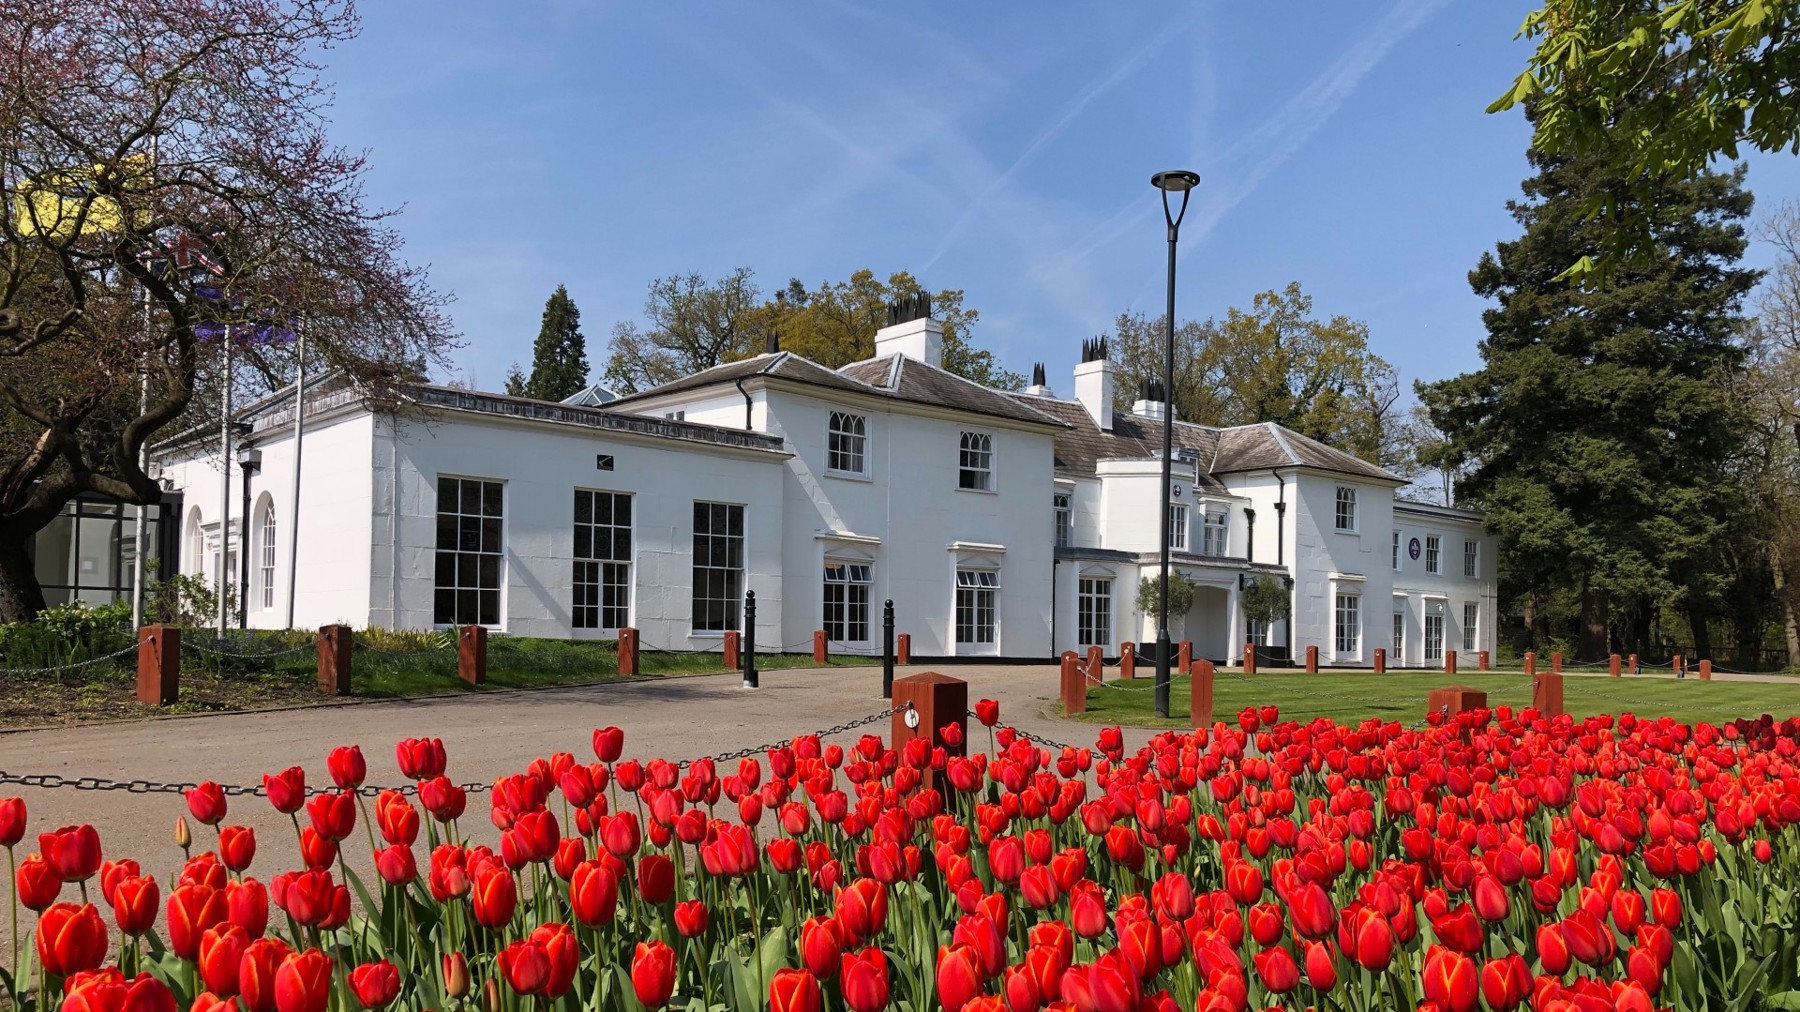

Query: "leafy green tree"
left=1494, top=1, right=1800, bottom=277
left=1105, top=282, right=1400, bottom=463
left=512, top=285, right=589, bottom=401
left=1418, top=146, right=1759, bottom=659
left=601, top=268, right=771, bottom=395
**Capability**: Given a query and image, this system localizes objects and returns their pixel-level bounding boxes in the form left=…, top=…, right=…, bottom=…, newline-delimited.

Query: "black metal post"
left=237, top=463, right=253, bottom=629
left=742, top=589, right=758, bottom=689
left=882, top=599, right=895, bottom=699
left=1150, top=170, right=1197, bottom=719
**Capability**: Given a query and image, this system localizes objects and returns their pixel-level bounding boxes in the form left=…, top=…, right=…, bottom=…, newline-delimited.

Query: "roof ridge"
left=1263, top=421, right=1301, bottom=465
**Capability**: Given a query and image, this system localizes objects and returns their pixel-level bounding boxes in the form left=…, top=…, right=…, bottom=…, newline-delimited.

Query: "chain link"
left=0, top=768, right=492, bottom=798
left=187, top=638, right=317, bottom=661
left=681, top=703, right=913, bottom=767
left=0, top=640, right=142, bottom=678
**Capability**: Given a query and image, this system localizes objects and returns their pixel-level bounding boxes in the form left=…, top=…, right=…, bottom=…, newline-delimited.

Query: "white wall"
left=1391, top=509, right=1497, bottom=667
left=1286, top=473, right=1398, bottom=666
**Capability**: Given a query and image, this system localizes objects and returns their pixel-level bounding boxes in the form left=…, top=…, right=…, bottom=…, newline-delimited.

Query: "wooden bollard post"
left=1373, top=647, right=1386, bottom=674
left=459, top=625, right=487, bottom=685
left=1445, top=649, right=1458, bottom=675
left=1628, top=653, right=1639, bottom=675
left=1674, top=654, right=1685, bottom=677
left=1305, top=644, right=1319, bottom=673
left=1085, top=645, right=1103, bottom=683
left=317, top=625, right=352, bottom=696
left=1426, top=685, right=1487, bottom=720
left=1243, top=642, right=1257, bottom=675
left=813, top=630, right=828, bottom=665
left=136, top=625, right=180, bottom=705
left=1119, top=641, right=1136, bottom=679
left=1478, top=650, right=1490, bottom=671
left=1533, top=672, right=1564, bottom=717
left=890, top=672, right=968, bottom=771
left=1524, top=651, right=1537, bottom=676
left=1177, top=641, right=1192, bottom=674
left=617, top=627, right=640, bottom=676
left=723, top=630, right=740, bottom=671
left=1551, top=652, right=1563, bottom=674
left=1191, top=659, right=1215, bottom=729
left=896, top=634, right=911, bottom=665
left=1608, top=653, right=1621, bottom=678
left=1699, top=659, right=1712, bottom=681
left=1059, top=651, right=1086, bottom=715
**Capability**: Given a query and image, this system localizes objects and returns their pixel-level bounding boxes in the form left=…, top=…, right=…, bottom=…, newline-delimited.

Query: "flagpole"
left=130, top=282, right=151, bottom=628
left=216, top=325, right=232, bottom=639
left=284, top=318, right=306, bottom=630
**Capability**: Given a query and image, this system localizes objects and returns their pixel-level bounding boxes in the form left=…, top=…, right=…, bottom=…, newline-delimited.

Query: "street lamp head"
left=1150, top=170, right=1200, bottom=192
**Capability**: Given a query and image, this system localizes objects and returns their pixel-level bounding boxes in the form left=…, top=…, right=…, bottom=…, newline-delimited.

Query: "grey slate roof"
left=1212, top=422, right=1399, bottom=483
left=606, top=352, right=876, bottom=404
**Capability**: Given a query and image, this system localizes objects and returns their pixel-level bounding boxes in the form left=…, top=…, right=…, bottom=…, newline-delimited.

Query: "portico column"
left=1226, top=579, right=1242, bottom=665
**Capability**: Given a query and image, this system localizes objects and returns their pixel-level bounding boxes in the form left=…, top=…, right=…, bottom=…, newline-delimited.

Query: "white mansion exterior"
left=153, top=310, right=1497, bottom=666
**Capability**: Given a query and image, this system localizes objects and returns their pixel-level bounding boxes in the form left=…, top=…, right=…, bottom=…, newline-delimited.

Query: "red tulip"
left=841, top=947, right=890, bottom=1012
left=592, top=726, right=624, bottom=762
left=219, top=826, right=256, bottom=872
left=0, top=796, right=24, bottom=847
left=631, top=941, right=676, bottom=1008
left=1019, top=864, right=1059, bottom=909
left=673, top=899, right=708, bottom=937
left=238, top=938, right=294, bottom=1012
left=186, top=782, right=228, bottom=826
left=419, top=777, right=467, bottom=822
left=166, top=883, right=228, bottom=960
left=637, top=853, right=674, bottom=903
left=471, top=866, right=517, bottom=929
left=530, top=923, right=579, bottom=998
left=1421, top=945, right=1477, bottom=1012
left=1650, top=888, right=1682, bottom=929
left=348, top=961, right=400, bottom=1009
left=190, top=993, right=236, bottom=1012
left=441, top=952, right=471, bottom=999
left=800, top=916, right=842, bottom=977
left=298, top=828, right=337, bottom=870
left=375, top=791, right=420, bottom=847
left=498, top=941, right=550, bottom=996
left=1304, top=940, right=1338, bottom=990
left=935, top=944, right=984, bottom=1012
left=569, top=860, right=619, bottom=926
left=273, top=950, right=333, bottom=1012
left=36, top=902, right=107, bottom=975
left=112, top=874, right=160, bottom=935
left=835, top=878, right=888, bottom=942
left=38, top=824, right=102, bottom=882
left=304, top=792, right=356, bottom=842
left=1070, top=882, right=1108, bottom=937
left=1480, top=953, right=1531, bottom=1011
left=327, top=746, right=366, bottom=789
left=768, top=968, right=821, bottom=1012
left=262, top=768, right=306, bottom=814
left=200, top=924, right=251, bottom=995
left=1537, top=921, right=1572, bottom=975
left=974, top=699, right=1000, bottom=726
left=375, top=845, right=416, bottom=886
left=1253, top=946, right=1300, bottom=994
left=1151, top=871, right=1193, bottom=920
left=225, top=879, right=266, bottom=940
left=1471, top=876, right=1509, bottom=923
left=395, top=737, right=447, bottom=780
left=1288, top=881, right=1336, bottom=940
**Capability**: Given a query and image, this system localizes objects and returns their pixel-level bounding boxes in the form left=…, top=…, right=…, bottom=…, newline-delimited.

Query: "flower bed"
left=3, top=703, right=1800, bottom=1012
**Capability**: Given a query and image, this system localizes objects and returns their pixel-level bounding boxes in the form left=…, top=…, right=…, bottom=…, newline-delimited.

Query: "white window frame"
left=1425, top=535, right=1442, bottom=575
left=691, top=501, right=745, bottom=633
left=958, top=432, right=994, bottom=491
left=1392, top=530, right=1402, bottom=572
left=434, top=476, right=505, bottom=628
left=826, top=411, right=869, bottom=477
left=573, top=490, right=633, bottom=632
left=1167, top=503, right=1188, bottom=551
left=1392, top=608, right=1405, bottom=664
left=1462, top=602, right=1479, bottom=653
left=1053, top=492, right=1072, bottom=548
left=1201, top=507, right=1229, bottom=556
left=1077, top=576, right=1112, bottom=648
left=186, top=508, right=205, bottom=577
left=256, top=500, right=276, bottom=610
left=1424, top=604, right=1445, bottom=660
left=1334, top=592, right=1360, bottom=656
left=1463, top=539, right=1479, bottom=579
left=823, top=561, right=873, bottom=644
left=1335, top=486, right=1358, bottom=532
left=954, top=568, right=1000, bottom=651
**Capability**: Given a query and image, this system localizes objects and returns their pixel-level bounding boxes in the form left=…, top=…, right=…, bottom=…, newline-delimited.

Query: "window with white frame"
left=1463, top=539, right=1479, bottom=578
left=256, top=501, right=276, bottom=610
left=1392, top=530, right=1402, bottom=571
left=574, top=490, right=632, bottom=630
left=1167, top=503, right=1188, bottom=551
left=1425, top=535, right=1442, bottom=575
left=1202, top=508, right=1229, bottom=556
left=958, top=432, right=993, bottom=490
left=691, top=501, right=744, bottom=632
left=823, top=562, right=872, bottom=643
left=1054, top=492, right=1072, bottom=548
left=1392, top=609, right=1405, bottom=660
left=1335, top=487, right=1357, bottom=531
left=954, top=568, right=999, bottom=647
left=186, top=508, right=205, bottom=577
left=827, top=412, right=868, bottom=476
left=1334, top=593, right=1360, bottom=655
left=1462, top=602, right=1479, bottom=652
left=434, top=477, right=504, bottom=626
left=1077, top=577, right=1111, bottom=648
left=1424, top=606, right=1445, bottom=660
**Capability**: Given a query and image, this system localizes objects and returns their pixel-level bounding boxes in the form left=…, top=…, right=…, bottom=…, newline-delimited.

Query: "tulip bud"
left=481, top=977, right=503, bottom=1012
left=443, top=953, right=471, bottom=999
left=175, top=815, right=192, bottom=850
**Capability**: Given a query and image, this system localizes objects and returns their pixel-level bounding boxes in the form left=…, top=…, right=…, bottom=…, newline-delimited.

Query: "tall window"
left=434, top=477, right=503, bottom=626
left=1425, top=535, right=1442, bottom=575
left=827, top=412, right=868, bottom=475
left=958, top=432, right=993, bottom=490
left=1462, top=602, right=1479, bottom=652
left=1202, top=508, right=1229, bottom=556
left=1463, top=539, right=1479, bottom=578
left=1392, top=610, right=1405, bottom=660
left=257, top=503, right=276, bottom=610
left=691, top=502, right=744, bottom=632
left=823, top=562, right=872, bottom=643
left=1053, top=492, right=1072, bottom=548
left=1335, top=487, right=1357, bottom=531
left=1334, top=593, right=1360, bottom=654
left=1167, top=504, right=1188, bottom=551
left=186, top=508, right=205, bottom=577
left=1077, top=577, right=1111, bottom=648
left=954, top=569, right=999, bottom=647
left=574, top=491, right=632, bottom=630
left=1425, top=612, right=1445, bottom=660
left=1392, top=530, right=1402, bottom=571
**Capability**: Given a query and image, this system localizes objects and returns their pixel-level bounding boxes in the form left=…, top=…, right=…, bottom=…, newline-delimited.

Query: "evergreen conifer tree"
left=524, top=285, right=589, bottom=401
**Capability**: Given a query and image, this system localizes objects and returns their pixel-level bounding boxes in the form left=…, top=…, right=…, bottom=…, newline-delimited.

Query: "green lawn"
left=347, top=647, right=875, bottom=699
left=1069, top=670, right=1800, bottom=729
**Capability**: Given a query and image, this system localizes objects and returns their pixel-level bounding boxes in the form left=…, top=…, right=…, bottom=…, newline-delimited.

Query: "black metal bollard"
left=882, top=599, right=895, bottom=699
left=742, top=589, right=758, bottom=689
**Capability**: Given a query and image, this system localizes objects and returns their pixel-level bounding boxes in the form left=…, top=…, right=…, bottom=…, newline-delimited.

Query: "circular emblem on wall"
left=1408, top=537, right=1422, bottom=560
left=904, top=709, right=920, bottom=729
left=1170, top=484, right=1184, bottom=498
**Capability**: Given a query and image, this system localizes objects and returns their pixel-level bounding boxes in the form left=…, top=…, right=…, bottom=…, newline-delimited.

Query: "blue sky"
left=323, top=0, right=1800, bottom=399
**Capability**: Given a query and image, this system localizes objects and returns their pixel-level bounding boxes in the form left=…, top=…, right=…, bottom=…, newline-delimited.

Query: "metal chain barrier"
left=187, top=637, right=317, bottom=661
left=0, top=640, right=141, bottom=678
left=682, top=703, right=913, bottom=767
left=0, top=768, right=492, bottom=798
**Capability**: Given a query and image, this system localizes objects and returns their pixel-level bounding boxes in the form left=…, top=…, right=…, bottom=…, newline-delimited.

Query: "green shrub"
left=0, top=600, right=134, bottom=675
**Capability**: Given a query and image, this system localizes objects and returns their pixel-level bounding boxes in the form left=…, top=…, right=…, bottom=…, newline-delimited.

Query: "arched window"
left=185, top=508, right=205, bottom=576
left=254, top=495, right=277, bottom=610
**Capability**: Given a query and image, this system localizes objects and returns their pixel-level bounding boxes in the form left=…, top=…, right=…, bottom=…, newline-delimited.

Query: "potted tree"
left=1135, top=573, right=1196, bottom=665
left=1240, top=575, right=1292, bottom=668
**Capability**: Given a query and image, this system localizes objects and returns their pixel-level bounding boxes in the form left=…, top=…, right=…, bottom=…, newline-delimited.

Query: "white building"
left=151, top=305, right=1497, bottom=666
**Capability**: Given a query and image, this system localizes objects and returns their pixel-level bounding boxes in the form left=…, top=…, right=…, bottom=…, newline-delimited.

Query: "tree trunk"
left=1773, top=546, right=1800, bottom=668
left=0, top=536, right=46, bottom=624
left=1578, top=583, right=1609, bottom=661
left=1687, top=602, right=1713, bottom=662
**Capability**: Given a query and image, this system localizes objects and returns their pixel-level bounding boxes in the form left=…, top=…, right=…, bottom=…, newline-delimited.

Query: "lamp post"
left=236, top=445, right=261, bottom=629
left=1150, top=169, right=1199, bottom=719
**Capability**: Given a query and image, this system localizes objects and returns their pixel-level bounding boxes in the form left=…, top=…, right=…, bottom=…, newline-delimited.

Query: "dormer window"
left=827, top=411, right=868, bottom=476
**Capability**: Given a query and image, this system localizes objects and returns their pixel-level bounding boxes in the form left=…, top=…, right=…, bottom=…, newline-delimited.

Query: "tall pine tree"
left=519, top=285, right=590, bottom=401
left=1419, top=149, right=1759, bottom=659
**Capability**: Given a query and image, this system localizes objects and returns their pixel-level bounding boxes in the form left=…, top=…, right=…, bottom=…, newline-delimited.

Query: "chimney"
left=1132, top=375, right=1173, bottom=422
left=873, top=291, right=942, bottom=369
left=1025, top=362, right=1053, bottom=397
left=1074, top=336, right=1113, bottom=430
